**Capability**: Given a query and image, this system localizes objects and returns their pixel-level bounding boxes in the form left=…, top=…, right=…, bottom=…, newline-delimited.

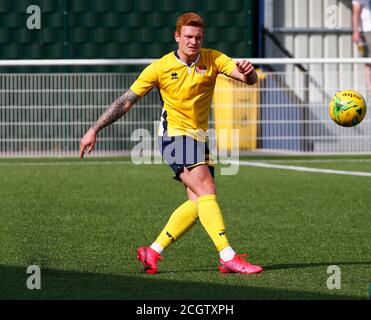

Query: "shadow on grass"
left=162, top=260, right=371, bottom=275
left=0, top=264, right=365, bottom=300
left=264, top=260, right=371, bottom=271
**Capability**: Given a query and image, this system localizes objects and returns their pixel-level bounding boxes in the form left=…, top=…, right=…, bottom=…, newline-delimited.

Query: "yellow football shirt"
left=130, top=48, right=236, bottom=140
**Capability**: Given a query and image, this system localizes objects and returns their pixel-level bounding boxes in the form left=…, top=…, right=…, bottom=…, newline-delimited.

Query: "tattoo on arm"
left=91, top=89, right=140, bottom=132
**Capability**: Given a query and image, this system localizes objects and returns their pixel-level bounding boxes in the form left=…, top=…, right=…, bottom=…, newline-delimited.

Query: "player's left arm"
left=229, top=59, right=258, bottom=85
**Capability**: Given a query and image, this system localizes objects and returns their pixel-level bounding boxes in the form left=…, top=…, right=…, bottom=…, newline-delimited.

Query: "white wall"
left=264, top=0, right=365, bottom=100
left=265, top=0, right=355, bottom=59
left=262, top=0, right=369, bottom=153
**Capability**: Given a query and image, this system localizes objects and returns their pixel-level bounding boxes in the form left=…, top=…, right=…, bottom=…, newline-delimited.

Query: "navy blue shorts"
left=158, top=134, right=214, bottom=181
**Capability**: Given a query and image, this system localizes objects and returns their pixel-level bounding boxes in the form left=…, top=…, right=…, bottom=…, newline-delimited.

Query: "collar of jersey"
left=173, top=50, right=200, bottom=68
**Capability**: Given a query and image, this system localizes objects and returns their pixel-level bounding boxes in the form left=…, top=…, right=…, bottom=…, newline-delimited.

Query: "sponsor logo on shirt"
left=171, top=72, right=178, bottom=80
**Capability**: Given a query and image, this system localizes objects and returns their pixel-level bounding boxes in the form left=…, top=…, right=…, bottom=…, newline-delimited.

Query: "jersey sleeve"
left=212, top=50, right=237, bottom=76
left=130, top=62, right=159, bottom=97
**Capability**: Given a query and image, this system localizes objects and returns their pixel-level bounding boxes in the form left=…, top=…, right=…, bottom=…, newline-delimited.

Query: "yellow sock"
left=154, top=200, right=198, bottom=250
left=197, top=194, right=230, bottom=251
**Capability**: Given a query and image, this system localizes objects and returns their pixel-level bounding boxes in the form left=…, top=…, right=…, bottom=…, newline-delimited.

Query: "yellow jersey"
left=130, top=48, right=236, bottom=140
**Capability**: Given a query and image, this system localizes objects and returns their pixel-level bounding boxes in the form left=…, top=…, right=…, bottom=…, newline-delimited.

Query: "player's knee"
left=181, top=165, right=216, bottom=196
left=196, top=180, right=216, bottom=196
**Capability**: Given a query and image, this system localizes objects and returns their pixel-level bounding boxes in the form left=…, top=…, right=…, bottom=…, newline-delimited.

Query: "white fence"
left=0, top=58, right=370, bottom=157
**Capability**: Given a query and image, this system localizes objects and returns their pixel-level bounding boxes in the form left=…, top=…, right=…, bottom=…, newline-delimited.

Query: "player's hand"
left=79, top=128, right=97, bottom=159
left=236, top=59, right=255, bottom=76
left=352, top=31, right=361, bottom=44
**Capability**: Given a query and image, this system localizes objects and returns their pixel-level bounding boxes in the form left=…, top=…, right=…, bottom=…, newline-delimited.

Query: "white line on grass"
left=234, top=160, right=371, bottom=177
left=256, top=159, right=371, bottom=164
left=1, top=159, right=371, bottom=177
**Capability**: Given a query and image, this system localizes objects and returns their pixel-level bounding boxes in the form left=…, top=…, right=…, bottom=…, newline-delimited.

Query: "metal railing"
left=0, top=58, right=370, bottom=157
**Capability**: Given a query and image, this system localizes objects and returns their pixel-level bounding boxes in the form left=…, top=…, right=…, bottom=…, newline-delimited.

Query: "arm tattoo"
left=91, top=89, right=140, bottom=132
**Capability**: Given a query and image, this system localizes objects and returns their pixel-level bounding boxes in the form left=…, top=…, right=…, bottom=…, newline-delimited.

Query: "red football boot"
left=219, top=254, right=263, bottom=274
left=136, top=246, right=163, bottom=274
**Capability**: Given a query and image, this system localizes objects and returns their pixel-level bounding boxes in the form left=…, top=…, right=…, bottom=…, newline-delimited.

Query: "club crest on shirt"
left=195, top=65, right=207, bottom=75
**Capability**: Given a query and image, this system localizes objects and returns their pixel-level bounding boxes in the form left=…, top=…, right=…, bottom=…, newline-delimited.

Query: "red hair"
left=176, top=12, right=205, bottom=33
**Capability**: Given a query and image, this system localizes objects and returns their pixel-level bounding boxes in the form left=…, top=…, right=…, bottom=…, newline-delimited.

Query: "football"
left=328, top=89, right=367, bottom=127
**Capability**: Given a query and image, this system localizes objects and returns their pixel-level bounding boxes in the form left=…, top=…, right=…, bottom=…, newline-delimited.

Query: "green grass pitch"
left=0, top=156, right=370, bottom=300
